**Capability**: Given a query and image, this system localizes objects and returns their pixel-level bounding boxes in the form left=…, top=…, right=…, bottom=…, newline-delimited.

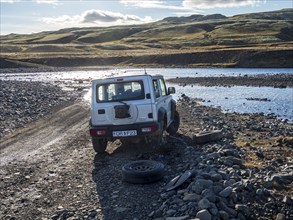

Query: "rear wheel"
left=167, top=110, right=180, bottom=135
left=152, top=120, right=165, bottom=146
left=92, top=138, right=108, bottom=153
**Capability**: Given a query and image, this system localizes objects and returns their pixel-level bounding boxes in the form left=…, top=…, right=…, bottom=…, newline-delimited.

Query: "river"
left=1, top=68, right=292, bottom=121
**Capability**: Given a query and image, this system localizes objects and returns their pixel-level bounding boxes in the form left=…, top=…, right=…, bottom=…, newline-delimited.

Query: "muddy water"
left=1, top=68, right=292, bottom=120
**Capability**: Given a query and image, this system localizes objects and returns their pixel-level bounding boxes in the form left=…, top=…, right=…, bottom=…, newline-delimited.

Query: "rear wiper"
left=117, top=100, right=128, bottom=105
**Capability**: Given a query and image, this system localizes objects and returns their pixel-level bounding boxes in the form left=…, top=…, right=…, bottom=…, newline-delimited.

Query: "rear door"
left=91, top=76, right=153, bottom=126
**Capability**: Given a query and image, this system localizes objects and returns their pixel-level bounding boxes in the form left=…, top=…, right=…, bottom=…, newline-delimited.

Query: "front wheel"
left=92, top=138, right=108, bottom=153
left=167, top=110, right=180, bottom=135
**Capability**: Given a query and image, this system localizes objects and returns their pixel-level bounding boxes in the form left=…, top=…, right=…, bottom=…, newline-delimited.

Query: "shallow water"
left=1, top=68, right=292, bottom=120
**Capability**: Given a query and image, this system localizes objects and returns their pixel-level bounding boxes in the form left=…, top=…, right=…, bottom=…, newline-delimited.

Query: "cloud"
left=121, top=0, right=266, bottom=11
left=0, top=0, right=20, bottom=3
left=182, top=0, right=266, bottom=9
left=41, top=9, right=153, bottom=26
left=82, top=10, right=144, bottom=23
left=33, top=0, right=60, bottom=5
left=120, top=0, right=187, bottom=10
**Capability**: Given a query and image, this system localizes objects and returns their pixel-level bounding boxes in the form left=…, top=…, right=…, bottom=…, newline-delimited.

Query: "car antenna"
left=144, top=68, right=147, bottom=75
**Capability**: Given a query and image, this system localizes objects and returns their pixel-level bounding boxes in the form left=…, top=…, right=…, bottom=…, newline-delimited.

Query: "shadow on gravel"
left=91, top=134, right=192, bottom=219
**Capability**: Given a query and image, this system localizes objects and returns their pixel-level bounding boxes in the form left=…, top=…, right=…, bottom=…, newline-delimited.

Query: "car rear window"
left=96, top=81, right=145, bottom=102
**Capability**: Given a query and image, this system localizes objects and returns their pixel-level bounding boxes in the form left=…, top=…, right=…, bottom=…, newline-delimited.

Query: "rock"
left=218, top=201, right=237, bottom=217
left=201, top=189, right=216, bottom=202
left=256, top=151, right=265, bottom=159
left=275, top=213, right=286, bottom=220
left=193, top=130, right=223, bottom=144
left=235, top=204, right=250, bottom=217
left=166, top=209, right=176, bottom=216
left=219, top=210, right=229, bottom=220
left=256, top=189, right=264, bottom=197
left=166, top=216, right=190, bottom=220
left=211, top=173, right=222, bottom=182
left=183, top=193, right=201, bottom=201
left=282, top=195, right=293, bottom=205
left=114, top=207, right=129, bottom=213
left=196, top=209, right=211, bottom=220
left=270, top=174, right=293, bottom=185
left=219, top=186, right=233, bottom=198
left=208, top=203, right=218, bottom=216
left=198, top=198, right=211, bottom=209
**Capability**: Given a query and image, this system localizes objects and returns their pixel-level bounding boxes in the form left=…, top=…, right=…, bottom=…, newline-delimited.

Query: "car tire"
left=92, top=138, right=107, bottom=153
left=167, top=110, right=180, bottom=135
left=122, top=160, right=165, bottom=184
left=153, top=120, right=165, bottom=146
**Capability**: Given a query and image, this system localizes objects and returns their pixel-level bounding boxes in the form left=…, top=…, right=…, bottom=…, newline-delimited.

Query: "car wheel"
left=167, top=110, right=180, bottom=135
left=92, top=138, right=107, bottom=153
left=153, top=120, right=165, bottom=146
left=122, top=160, right=165, bottom=184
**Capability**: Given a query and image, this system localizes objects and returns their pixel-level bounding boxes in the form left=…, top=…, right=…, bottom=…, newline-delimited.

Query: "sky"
left=0, top=0, right=292, bottom=35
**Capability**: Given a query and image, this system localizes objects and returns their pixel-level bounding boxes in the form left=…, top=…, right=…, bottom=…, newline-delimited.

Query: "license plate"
left=113, top=130, right=137, bottom=137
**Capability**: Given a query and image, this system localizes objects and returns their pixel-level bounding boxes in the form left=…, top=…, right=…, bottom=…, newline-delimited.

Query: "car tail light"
left=90, top=129, right=106, bottom=136
left=141, top=126, right=158, bottom=133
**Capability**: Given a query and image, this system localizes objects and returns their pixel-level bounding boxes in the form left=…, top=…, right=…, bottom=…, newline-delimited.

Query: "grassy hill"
left=1, top=9, right=292, bottom=68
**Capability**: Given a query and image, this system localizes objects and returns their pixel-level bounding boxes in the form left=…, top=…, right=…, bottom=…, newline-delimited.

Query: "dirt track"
left=0, top=103, right=99, bottom=218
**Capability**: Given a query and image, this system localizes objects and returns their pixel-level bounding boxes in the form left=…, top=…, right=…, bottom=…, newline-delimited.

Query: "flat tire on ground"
left=167, top=110, right=180, bottom=135
left=92, top=138, right=107, bottom=153
left=122, top=160, right=165, bottom=184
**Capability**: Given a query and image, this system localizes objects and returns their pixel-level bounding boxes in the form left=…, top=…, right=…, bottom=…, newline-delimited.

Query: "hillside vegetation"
left=1, top=9, right=292, bottom=68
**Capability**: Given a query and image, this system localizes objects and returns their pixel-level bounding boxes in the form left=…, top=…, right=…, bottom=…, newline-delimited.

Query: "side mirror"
left=168, top=87, right=176, bottom=94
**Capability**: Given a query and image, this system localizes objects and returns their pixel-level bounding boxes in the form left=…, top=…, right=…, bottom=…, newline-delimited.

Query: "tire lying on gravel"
left=122, top=160, right=165, bottom=184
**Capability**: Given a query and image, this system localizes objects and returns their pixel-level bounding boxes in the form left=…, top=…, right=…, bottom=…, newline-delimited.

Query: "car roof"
left=92, top=74, right=164, bottom=84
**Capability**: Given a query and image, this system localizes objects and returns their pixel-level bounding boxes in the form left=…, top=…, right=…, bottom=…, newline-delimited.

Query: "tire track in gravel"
left=0, top=103, right=89, bottom=165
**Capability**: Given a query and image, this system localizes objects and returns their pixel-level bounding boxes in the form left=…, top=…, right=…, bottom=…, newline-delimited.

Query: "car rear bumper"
left=89, top=122, right=161, bottom=139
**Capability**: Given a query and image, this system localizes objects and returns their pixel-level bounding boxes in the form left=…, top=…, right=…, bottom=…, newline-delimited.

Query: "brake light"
left=141, top=126, right=158, bottom=133
left=90, top=129, right=106, bottom=136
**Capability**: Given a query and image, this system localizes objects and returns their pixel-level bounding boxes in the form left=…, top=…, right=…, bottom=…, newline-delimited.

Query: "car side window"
left=159, top=79, right=167, bottom=96
left=153, top=80, right=160, bottom=98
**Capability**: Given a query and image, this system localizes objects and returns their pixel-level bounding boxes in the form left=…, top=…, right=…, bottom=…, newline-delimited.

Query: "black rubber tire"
left=152, top=120, right=164, bottom=146
left=167, top=110, right=180, bottom=135
left=92, top=138, right=107, bottom=153
left=122, top=160, right=165, bottom=184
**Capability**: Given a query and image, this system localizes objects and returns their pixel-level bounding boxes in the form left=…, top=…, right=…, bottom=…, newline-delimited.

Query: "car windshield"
left=96, top=80, right=144, bottom=102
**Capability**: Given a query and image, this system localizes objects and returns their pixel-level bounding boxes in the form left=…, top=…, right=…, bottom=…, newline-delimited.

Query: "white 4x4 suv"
left=89, top=74, right=180, bottom=153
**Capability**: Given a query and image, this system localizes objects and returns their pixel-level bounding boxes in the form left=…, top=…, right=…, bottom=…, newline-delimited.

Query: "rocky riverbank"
left=149, top=95, right=293, bottom=219
left=0, top=80, right=80, bottom=137
left=167, top=74, right=293, bottom=88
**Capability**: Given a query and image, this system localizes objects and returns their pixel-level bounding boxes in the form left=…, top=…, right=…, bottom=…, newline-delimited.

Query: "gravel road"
left=0, top=80, right=292, bottom=220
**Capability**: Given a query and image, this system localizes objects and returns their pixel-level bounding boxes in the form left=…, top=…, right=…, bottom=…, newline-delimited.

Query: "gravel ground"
left=0, top=79, right=292, bottom=220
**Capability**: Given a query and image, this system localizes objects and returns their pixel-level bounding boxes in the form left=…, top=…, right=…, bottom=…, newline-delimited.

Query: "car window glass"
left=159, top=79, right=167, bottom=96
left=96, top=81, right=144, bottom=102
left=153, top=80, right=160, bottom=98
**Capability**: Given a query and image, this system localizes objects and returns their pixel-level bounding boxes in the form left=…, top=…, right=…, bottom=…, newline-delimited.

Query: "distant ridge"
left=1, top=8, right=292, bottom=68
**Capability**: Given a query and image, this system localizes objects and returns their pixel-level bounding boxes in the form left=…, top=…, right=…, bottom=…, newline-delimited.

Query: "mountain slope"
left=1, top=9, right=292, bottom=68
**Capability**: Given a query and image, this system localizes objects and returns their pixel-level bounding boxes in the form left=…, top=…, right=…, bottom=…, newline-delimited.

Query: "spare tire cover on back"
left=122, top=160, right=165, bottom=184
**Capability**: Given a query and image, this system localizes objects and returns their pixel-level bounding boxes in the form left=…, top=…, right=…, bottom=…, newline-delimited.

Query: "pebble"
left=219, top=186, right=233, bottom=198
left=196, top=209, right=211, bottom=220
left=198, top=198, right=210, bottom=209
